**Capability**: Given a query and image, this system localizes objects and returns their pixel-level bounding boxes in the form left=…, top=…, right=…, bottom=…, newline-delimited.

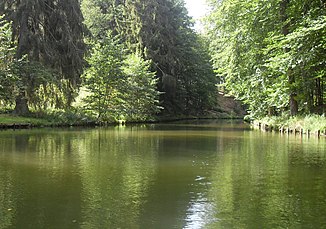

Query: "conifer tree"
left=0, top=15, right=17, bottom=104
left=0, top=0, right=86, bottom=114
left=82, top=0, right=217, bottom=115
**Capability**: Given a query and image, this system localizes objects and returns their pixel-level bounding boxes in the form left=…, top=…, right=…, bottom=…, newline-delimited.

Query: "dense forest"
left=0, top=0, right=325, bottom=123
left=205, top=0, right=326, bottom=117
left=0, top=0, right=216, bottom=122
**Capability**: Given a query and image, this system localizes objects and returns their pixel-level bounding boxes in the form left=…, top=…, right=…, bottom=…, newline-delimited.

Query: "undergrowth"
left=254, top=114, right=326, bottom=132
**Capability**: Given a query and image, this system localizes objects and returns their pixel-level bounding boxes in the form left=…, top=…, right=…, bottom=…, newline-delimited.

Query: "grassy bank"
left=253, top=115, right=326, bottom=137
left=0, top=110, right=96, bottom=129
left=0, top=109, right=244, bottom=130
left=0, top=114, right=50, bottom=127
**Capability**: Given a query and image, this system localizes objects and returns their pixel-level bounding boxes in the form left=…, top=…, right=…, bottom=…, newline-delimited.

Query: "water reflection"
left=207, top=131, right=326, bottom=228
left=0, top=122, right=325, bottom=228
left=185, top=176, right=216, bottom=229
left=0, top=129, right=84, bottom=228
left=77, top=126, right=158, bottom=228
left=0, top=166, right=15, bottom=229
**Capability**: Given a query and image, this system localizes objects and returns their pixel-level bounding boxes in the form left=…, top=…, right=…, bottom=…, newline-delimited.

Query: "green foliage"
left=120, top=53, right=162, bottom=121
left=81, top=0, right=118, bottom=39
left=264, top=15, right=326, bottom=113
left=206, top=0, right=326, bottom=118
left=256, top=114, right=326, bottom=133
left=0, top=110, right=95, bottom=126
left=82, top=34, right=125, bottom=122
left=176, top=33, right=217, bottom=113
left=43, top=109, right=96, bottom=126
left=0, top=15, right=17, bottom=104
left=81, top=0, right=218, bottom=116
left=0, top=16, right=62, bottom=111
left=1, top=0, right=86, bottom=114
left=81, top=34, right=161, bottom=122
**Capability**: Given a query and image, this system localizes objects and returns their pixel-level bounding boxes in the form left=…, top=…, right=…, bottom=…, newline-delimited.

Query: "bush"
left=256, top=114, right=326, bottom=132
left=43, top=109, right=96, bottom=126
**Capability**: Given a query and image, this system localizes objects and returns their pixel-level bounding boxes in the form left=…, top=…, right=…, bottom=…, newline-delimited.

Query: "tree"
left=82, top=34, right=161, bottom=122
left=0, top=15, right=17, bottom=105
left=81, top=0, right=217, bottom=115
left=280, top=0, right=298, bottom=115
left=81, top=0, right=120, bottom=39
left=121, top=53, right=161, bottom=121
left=82, top=34, right=125, bottom=121
left=0, top=15, right=59, bottom=113
left=205, top=0, right=326, bottom=117
left=1, top=0, right=86, bottom=114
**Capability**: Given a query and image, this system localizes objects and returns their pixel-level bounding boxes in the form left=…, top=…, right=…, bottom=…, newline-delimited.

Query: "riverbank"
left=0, top=111, right=243, bottom=130
left=0, top=91, right=246, bottom=129
left=0, top=112, right=96, bottom=129
left=252, top=115, right=326, bottom=137
left=0, top=114, right=50, bottom=129
left=0, top=113, right=231, bottom=129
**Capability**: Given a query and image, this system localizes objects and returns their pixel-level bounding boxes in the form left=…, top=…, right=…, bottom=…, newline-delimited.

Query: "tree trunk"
left=316, top=78, right=323, bottom=107
left=13, top=92, right=30, bottom=115
left=288, top=70, right=298, bottom=116
left=307, top=89, right=314, bottom=113
left=281, top=0, right=298, bottom=116
left=289, top=94, right=298, bottom=116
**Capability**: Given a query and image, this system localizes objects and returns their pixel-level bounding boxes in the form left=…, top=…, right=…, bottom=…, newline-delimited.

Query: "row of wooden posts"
left=254, top=122, right=325, bottom=138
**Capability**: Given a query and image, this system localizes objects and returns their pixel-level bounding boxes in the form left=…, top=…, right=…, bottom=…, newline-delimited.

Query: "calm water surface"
left=0, top=120, right=325, bottom=229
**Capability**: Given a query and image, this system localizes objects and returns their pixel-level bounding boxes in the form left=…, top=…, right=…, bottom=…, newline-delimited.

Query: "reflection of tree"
left=207, top=132, right=326, bottom=228
left=1, top=124, right=325, bottom=228
left=0, top=129, right=84, bottom=228
left=287, top=137, right=326, bottom=227
left=0, top=132, right=18, bottom=228
left=77, top=126, right=158, bottom=228
left=207, top=133, right=291, bottom=228
left=139, top=129, right=220, bottom=229
left=0, top=168, right=15, bottom=229
left=0, top=126, right=159, bottom=228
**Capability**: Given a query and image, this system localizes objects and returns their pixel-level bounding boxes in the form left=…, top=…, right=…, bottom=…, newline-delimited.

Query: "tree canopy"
left=2, top=0, right=324, bottom=121
left=205, top=0, right=326, bottom=117
left=1, top=0, right=218, bottom=120
left=81, top=33, right=161, bottom=122
left=0, top=15, right=17, bottom=105
left=0, top=0, right=86, bottom=114
left=81, top=0, right=217, bottom=115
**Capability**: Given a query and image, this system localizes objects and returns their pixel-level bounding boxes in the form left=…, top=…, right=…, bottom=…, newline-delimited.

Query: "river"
left=0, top=120, right=325, bottom=228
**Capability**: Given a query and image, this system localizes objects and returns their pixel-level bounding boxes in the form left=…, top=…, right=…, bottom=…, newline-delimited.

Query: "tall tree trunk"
left=280, top=0, right=298, bottom=116
left=288, top=69, right=298, bottom=115
left=289, top=93, right=298, bottom=115
left=12, top=4, right=30, bottom=116
left=13, top=92, right=29, bottom=115
left=316, top=78, right=323, bottom=107
left=314, top=78, right=324, bottom=114
left=307, top=89, right=314, bottom=113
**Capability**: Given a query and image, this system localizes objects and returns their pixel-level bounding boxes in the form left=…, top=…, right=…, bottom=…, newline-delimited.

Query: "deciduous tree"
left=205, top=0, right=326, bottom=117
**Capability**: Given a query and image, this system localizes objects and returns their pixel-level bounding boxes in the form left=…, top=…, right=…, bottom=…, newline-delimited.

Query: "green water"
left=0, top=120, right=325, bottom=229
